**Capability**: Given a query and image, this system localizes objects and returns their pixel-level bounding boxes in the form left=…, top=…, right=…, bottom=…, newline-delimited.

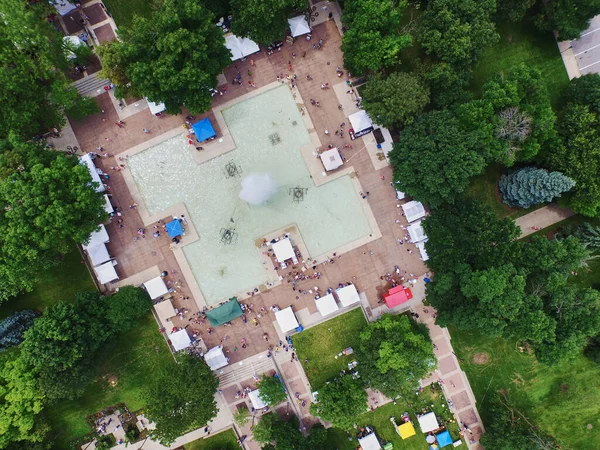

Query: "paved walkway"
left=514, top=204, right=575, bottom=238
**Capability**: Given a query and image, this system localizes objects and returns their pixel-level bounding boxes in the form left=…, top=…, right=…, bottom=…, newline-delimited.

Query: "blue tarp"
left=192, top=118, right=216, bottom=142
left=435, top=431, right=452, bottom=448
left=166, top=219, right=183, bottom=238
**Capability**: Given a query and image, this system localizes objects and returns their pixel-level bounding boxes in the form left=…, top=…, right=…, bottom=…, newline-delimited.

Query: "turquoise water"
left=129, top=86, right=371, bottom=304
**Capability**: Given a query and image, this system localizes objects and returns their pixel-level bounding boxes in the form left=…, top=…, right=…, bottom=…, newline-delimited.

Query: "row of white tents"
left=401, top=201, right=429, bottom=261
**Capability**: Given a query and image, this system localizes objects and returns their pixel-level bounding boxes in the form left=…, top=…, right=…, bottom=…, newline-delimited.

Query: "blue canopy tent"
left=192, top=118, right=216, bottom=142
left=435, top=431, right=452, bottom=448
left=166, top=219, right=183, bottom=238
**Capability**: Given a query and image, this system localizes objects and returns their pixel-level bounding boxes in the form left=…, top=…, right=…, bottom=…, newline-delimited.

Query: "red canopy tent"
left=384, top=285, right=413, bottom=308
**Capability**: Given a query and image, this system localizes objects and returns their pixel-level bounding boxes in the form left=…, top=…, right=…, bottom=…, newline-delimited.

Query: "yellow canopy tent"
left=398, top=422, right=416, bottom=439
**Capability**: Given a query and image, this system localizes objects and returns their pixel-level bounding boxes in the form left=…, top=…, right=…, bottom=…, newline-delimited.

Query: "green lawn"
left=450, top=328, right=600, bottom=449
left=294, top=308, right=367, bottom=389
left=0, top=243, right=95, bottom=320
left=472, top=20, right=570, bottom=105
left=103, top=0, right=153, bottom=28
left=184, top=428, right=239, bottom=450
left=326, top=386, right=462, bottom=450
left=44, top=314, right=175, bottom=449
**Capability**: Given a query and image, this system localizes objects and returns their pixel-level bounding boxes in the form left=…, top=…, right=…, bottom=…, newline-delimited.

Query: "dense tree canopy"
left=356, top=315, right=436, bottom=398
left=0, top=310, right=39, bottom=351
left=0, top=138, right=105, bottom=302
left=310, top=375, right=367, bottom=429
left=230, top=0, right=305, bottom=45
left=143, top=353, right=218, bottom=445
left=361, top=72, right=430, bottom=129
left=251, top=414, right=327, bottom=450
left=419, top=0, right=499, bottom=69
left=495, top=0, right=536, bottom=23
left=535, top=0, right=600, bottom=40
left=0, top=0, right=97, bottom=138
left=257, top=375, right=287, bottom=406
left=341, top=0, right=412, bottom=74
left=102, top=0, right=231, bottom=114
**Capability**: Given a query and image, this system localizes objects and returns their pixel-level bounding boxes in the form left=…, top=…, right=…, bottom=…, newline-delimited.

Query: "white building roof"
left=94, top=261, right=118, bottom=284
left=402, top=200, right=426, bottom=223
left=417, top=412, right=439, bottom=433
left=416, top=241, right=429, bottom=261
left=204, top=346, right=228, bottom=371
left=80, top=153, right=105, bottom=193
left=315, top=294, right=339, bottom=317
left=144, top=276, right=169, bottom=300
left=83, top=224, right=109, bottom=249
left=288, top=15, right=311, bottom=37
left=154, top=299, right=176, bottom=325
left=272, top=238, right=294, bottom=263
left=358, top=432, right=381, bottom=450
left=320, top=148, right=343, bottom=171
left=406, top=220, right=427, bottom=243
left=87, top=244, right=110, bottom=266
left=349, top=110, right=373, bottom=134
left=170, top=329, right=191, bottom=351
left=336, top=284, right=360, bottom=307
left=275, top=307, right=299, bottom=333
left=249, top=389, right=267, bottom=410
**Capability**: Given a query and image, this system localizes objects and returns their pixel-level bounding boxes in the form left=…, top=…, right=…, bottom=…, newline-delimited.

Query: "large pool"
left=129, top=86, right=372, bottom=304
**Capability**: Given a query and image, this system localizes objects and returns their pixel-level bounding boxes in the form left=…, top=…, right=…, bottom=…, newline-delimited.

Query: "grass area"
left=0, top=244, right=95, bottom=320
left=102, top=0, right=154, bottom=28
left=451, top=328, right=600, bottom=449
left=472, top=20, right=570, bottom=105
left=294, top=308, right=367, bottom=389
left=326, top=386, right=461, bottom=450
left=184, top=428, right=239, bottom=450
left=44, top=314, right=174, bottom=449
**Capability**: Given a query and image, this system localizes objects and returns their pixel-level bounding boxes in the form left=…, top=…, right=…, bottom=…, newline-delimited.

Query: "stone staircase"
left=218, top=356, right=275, bottom=387
left=73, top=72, right=110, bottom=97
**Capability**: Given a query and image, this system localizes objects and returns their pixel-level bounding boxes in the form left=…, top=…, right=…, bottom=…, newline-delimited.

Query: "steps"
left=73, top=72, right=110, bottom=97
left=218, top=357, right=275, bottom=386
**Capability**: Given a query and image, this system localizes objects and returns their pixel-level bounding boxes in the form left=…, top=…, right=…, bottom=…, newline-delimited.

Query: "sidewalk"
left=514, top=204, right=575, bottom=238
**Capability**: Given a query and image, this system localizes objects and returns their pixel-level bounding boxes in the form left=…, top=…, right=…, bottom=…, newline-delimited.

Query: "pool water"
left=129, top=86, right=371, bottom=304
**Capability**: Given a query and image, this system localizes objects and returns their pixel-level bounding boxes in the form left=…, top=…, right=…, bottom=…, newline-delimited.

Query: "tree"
left=361, top=73, right=430, bottom=129
left=418, top=0, right=499, bottom=69
left=420, top=61, right=472, bottom=107
left=0, top=0, right=97, bottom=138
left=563, top=73, right=600, bottom=114
left=0, top=137, right=105, bottom=302
left=251, top=413, right=325, bottom=450
left=535, top=0, right=600, bottom=40
left=569, top=222, right=600, bottom=252
left=499, top=167, right=575, bottom=208
left=230, top=0, right=305, bottom=45
left=257, top=374, right=287, bottom=406
left=144, top=353, right=218, bottom=445
left=106, top=286, right=152, bottom=332
left=233, top=408, right=250, bottom=426
left=0, top=310, right=39, bottom=351
left=341, top=0, right=413, bottom=74
left=495, top=0, right=537, bottom=22
left=356, top=315, right=436, bottom=398
left=388, top=109, right=491, bottom=207
left=108, top=0, right=231, bottom=114
left=310, top=375, right=367, bottom=429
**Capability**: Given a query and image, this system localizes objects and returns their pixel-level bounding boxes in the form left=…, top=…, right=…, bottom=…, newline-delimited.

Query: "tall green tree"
left=419, top=0, right=499, bottom=69
left=309, top=375, right=367, bottom=429
left=495, top=0, right=537, bottom=22
left=144, top=353, right=218, bottom=445
left=0, top=137, right=105, bottom=302
left=361, top=72, right=430, bottom=129
left=499, top=167, right=575, bottom=208
left=341, top=0, right=412, bottom=74
left=230, top=0, right=305, bottom=45
left=251, top=413, right=326, bottom=450
left=106, top=286, right=153, bottom=332
left=535, top=0, right=600, bottom=40
left=257, top=374, right=287, bottom=406
left=108, top=0, right=232, bottom=114
left=356, top=315, right=436, bottom=398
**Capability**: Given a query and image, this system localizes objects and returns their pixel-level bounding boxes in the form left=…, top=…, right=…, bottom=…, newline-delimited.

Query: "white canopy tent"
left=315, top=294, right=339, bottom=317
left=83, top=224, right=109, bottom=250
left=225, top=34, right=260, bottom=61
left=272, top=238, right=295, bottom=263
left=320, top=148, right=344, bottom=171
left=87, top=244, right=110, bottom=266
left=170, top=329, right=191, bottom=351
left=80, top=153, right=105, bottom=193
left=275, top=307, right=300, bottom=333
left=154, top=299, right=176, bottom=325
left=288, top=15, right=311, bottom=37
left=416, top=241, right=429, bottom=261
left=205, top=346, right=228, bottom=371
left=417, top=412, right=440, bottom=433
left=94, top=261, right=118, bottom=284
left=336, top=284, right=360, bottom=307
left=144, top=276, right=169, bottom=300
left=406, top=220, right=427, bottom=243
left=63, top=35, right=85, bottom=60
left=249, top=389, right=267, bottom=410
left=54, top=0, right=76, bottom=16
left=146, top=99, right=166, bottom=115
left=349, top=110, right=374, bottom=135
left=402, top=200, right=426, bottom=223
left=104, top=194, right=114, bottom=215
left=357, top=433, right=381, bottom=450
